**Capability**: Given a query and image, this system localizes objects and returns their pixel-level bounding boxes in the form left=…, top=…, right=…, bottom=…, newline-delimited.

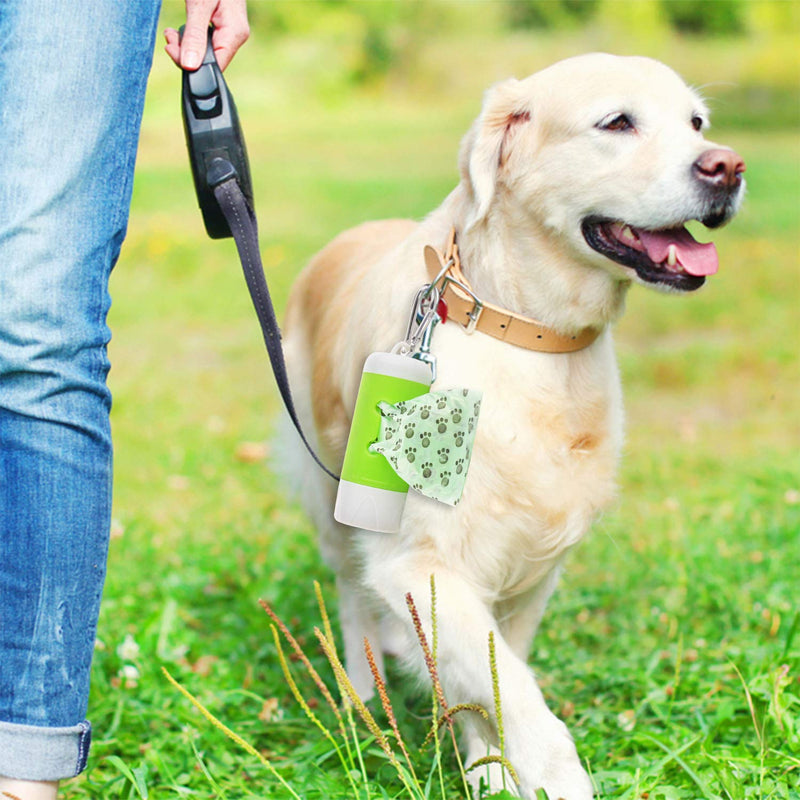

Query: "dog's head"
left=459, top=53, right=745, bottom=293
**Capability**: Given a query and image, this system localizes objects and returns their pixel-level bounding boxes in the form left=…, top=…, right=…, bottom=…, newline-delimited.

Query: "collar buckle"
left=442, top=274, right=484, bottom=334
left=464, top=296, right=484, bottom=334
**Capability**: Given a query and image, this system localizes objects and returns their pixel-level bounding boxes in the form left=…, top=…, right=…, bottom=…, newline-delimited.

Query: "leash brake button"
left=187, top=64, right=222, bottom=117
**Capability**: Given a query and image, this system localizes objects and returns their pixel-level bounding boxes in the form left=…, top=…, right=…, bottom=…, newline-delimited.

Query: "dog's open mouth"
left=582, top=218, right=718, bottom=291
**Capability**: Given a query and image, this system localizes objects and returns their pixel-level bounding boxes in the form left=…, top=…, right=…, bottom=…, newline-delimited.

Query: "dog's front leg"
left=364, top=559, right=593, bottom=800
left=336, top=573, right=383, bottom=700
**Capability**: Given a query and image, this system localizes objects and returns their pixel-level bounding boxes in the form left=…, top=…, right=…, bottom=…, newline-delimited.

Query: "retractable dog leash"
left=181, top=30, right=480, bottom=530
left=181, top=28, right=339, bottom=480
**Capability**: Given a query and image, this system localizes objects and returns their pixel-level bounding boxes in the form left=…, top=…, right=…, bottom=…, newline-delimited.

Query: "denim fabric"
left=0, top=0, right=161, bottom=780
left=0, top=721, right=92, bottom=782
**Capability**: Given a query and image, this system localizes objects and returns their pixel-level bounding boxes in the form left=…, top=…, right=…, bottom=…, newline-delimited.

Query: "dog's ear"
left=459, top=78, right=532, bottom=229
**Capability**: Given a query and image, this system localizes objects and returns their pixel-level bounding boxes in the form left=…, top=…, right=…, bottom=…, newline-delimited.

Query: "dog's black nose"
left=693, top=148, right=746, bottom=191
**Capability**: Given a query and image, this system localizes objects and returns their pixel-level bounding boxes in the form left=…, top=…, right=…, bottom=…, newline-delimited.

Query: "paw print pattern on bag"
left=370, top=389, right=482, bottom=506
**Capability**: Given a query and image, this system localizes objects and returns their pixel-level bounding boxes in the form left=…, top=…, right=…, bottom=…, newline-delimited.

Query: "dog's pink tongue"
left=638, top=227, right=719, bottom=276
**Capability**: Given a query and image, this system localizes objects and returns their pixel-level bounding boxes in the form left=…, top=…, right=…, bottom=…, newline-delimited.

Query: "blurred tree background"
left=226, top=0, right=799, bottom=129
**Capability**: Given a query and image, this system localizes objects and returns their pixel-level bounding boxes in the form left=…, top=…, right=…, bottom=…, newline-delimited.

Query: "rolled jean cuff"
left=0, top=720, right=91, bottom=781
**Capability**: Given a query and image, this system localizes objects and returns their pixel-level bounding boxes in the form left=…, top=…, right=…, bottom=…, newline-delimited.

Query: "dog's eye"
left=691, top=115, right=705, bottom=132
left=598, top=113, right=634, bottom=133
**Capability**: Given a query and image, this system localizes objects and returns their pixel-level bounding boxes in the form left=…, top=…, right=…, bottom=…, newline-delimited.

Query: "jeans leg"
left=0, top=0, right=162, bottom=780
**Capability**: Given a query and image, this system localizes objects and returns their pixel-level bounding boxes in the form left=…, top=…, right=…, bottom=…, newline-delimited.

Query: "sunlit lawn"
left=62, top=16, right=799, bottom=800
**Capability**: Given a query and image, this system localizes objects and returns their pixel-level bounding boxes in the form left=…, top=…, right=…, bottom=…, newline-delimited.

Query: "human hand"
left=164, top=0, right=249, bottom=72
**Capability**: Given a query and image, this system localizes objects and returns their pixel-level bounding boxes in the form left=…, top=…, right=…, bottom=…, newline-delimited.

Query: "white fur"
left=279, top=53, right=744, bottom=799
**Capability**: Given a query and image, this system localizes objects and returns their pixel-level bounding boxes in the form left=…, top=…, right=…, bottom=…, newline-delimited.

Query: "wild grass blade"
left=488, top=631, right=508, bottom=792
left=405, top=591, right=447, bottom=713
left=423, top=704, right=489, bottom=747
left=639, top=734, right=712, bottom=797
left=190, top=738, right=228, bottom=799
left=407, top=584, right=449, bottom=799
left=465, top=755, right=520, bottom=787
left=269, top=624, right=362, bottom=797
left=729, top=661, right=765, bottom=751
left=103, top=756, right=149, bottom=800
left=364, top=636, right=418, bottom=785
left=161, top=667, right=304, bottom=800
left=314, top=627, right=422, bottom=799
left=260, top=598, right=343, bottom=729
left=315, top=580, right=337, bottom=652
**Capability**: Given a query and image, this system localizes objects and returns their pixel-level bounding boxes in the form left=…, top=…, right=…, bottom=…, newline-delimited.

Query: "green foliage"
left=661, top=0, right=747, bottom=37
left=241, top=0, right=443, bottom=86
left=506, top=0, right=601, bottom=30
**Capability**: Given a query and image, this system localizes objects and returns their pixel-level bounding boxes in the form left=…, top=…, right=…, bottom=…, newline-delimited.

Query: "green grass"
left=60, top=12, right=799, bottom=800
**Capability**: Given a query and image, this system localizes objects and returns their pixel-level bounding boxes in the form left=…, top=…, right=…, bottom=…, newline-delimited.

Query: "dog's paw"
left=538, top=767, right=594, bottom=800
left=511, top=716, right=594, bottom=800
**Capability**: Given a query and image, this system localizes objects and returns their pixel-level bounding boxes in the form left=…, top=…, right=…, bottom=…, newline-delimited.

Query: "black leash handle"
left=210, top=162, right=340, bottom=481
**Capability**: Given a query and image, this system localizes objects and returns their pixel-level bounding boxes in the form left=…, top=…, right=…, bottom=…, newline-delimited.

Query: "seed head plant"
left=167, top=577, right=521, bottom=798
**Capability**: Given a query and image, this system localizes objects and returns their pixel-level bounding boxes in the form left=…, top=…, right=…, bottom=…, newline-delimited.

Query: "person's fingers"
left=163, top=1, right=249, bottom=72
left=163, top=27, right=182, bottom=68
left=180, top=0, right=217, bottom=70
left=209, top=0, right=249, bottom=71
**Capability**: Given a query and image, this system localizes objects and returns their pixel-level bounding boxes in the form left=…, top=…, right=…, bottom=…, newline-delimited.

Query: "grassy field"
left=61, top=9, right=799, bottom=800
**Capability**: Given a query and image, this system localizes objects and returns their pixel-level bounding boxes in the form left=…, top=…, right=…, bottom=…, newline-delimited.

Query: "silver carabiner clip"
left=405, top=286, right=440, bottom=350
left=393, top=285, right=442, bottom=380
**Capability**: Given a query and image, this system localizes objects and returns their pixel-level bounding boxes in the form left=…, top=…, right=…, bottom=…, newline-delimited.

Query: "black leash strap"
left=211, top=165, right=340, bottom=482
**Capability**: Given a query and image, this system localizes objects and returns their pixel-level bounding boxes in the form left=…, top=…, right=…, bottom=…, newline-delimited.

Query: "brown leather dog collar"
left=424, top=229, right=601, bottom=353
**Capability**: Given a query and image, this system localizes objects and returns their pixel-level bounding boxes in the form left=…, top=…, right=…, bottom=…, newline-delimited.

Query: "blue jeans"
left=0, top=0, right=162, bottom=781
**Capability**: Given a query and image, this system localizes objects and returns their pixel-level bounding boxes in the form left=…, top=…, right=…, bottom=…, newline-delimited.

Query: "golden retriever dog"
left=281, top=53, right=745, bottom=799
